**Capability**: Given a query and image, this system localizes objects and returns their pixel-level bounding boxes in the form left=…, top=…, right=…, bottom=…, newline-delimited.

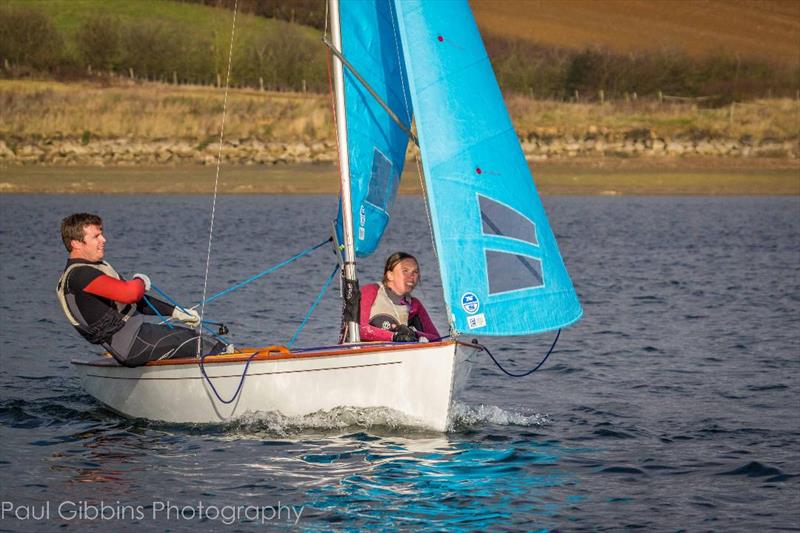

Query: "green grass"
left=4, top=0, right=321, bottom=65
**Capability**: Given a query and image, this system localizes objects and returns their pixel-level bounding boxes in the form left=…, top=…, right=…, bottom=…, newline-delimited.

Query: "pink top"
left=359, top=283, right=441, bottom=342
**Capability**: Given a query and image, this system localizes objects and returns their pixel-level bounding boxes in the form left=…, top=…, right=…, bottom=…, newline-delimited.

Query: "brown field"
left=2, top=80, right=798, bottom=142
left=472, top=0, right=800, bottom=66
left=1, top=159, right=797, bottom=195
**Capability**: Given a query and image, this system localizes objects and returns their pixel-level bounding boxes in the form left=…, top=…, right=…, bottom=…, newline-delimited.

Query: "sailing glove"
left=172, top=307, right=202, bottom=328
left=392, top=325, right=418, bottom=343
left=132, top=273, right=151, bottom=291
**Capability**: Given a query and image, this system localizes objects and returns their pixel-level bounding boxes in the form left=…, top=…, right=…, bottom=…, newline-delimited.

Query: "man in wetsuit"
left=56, top=213, right=228, bottom=367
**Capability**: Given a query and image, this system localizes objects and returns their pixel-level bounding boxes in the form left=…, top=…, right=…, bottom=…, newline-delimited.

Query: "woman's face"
left=385, top=258, right=419, bottom=297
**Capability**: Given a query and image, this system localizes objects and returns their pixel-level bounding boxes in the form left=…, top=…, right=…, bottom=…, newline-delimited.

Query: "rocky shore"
left=1, top=130, right=797, bottom=166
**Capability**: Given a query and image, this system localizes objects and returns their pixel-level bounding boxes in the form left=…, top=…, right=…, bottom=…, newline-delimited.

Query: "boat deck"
left=71, top=340, right=461, bottom=367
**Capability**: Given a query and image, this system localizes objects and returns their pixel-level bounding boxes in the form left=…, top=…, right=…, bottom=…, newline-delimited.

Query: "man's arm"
left=83, top=275, right=146, bottom=304
left=84, top=274, right=179, bottom=318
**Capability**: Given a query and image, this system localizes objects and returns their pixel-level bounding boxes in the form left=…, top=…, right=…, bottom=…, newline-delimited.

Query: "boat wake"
left=221, top=406, right=433, bottom=436
left=450, top=402, right=550, bottom=428
left=213, top=403, right=549, bottom=436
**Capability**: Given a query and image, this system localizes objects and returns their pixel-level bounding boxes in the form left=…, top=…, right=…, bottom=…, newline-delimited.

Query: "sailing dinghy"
left=71, top=0, right=581, bottom=431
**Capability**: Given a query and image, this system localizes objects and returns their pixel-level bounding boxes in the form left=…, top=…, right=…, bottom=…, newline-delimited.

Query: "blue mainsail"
left=392, top=0, right=582, bottom=336
left=334, top=0, right=413, bottom=257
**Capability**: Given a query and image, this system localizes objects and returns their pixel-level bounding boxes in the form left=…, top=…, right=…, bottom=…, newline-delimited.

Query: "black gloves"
left=392, top=324, right=418, bottom=342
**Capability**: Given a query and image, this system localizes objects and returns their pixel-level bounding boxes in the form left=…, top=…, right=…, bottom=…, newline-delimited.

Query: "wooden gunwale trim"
left=71, top=339, right=470, bottom=367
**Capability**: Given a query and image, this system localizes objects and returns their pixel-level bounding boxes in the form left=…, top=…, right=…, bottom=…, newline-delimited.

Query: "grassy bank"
left=3, top=0, right=797, bottom=101
left=2, top=159, right=797, bottom=195
left=2, top=79, right=799, bottom=143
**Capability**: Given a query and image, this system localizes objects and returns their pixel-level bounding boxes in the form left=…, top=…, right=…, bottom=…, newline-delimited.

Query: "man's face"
left=71, top=224, right=106, bottom=262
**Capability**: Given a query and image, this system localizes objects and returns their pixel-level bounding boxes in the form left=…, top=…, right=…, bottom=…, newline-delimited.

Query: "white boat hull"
left=71, top=340, right=477, bottom=431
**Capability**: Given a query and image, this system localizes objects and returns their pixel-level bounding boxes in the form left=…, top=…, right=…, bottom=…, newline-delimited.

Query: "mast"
left=330, top=0, right=360, bottom=343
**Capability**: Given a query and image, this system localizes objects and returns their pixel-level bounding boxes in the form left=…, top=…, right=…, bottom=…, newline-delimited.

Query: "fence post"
left=599, top=89, right=604, bottom=104
left=129, top=67, right=134, bottom=79
left=658, top=90, right=663, bottom=104
left=3, top=58, right=9, bottom=71
left=574, top=89, right=579, bottom=102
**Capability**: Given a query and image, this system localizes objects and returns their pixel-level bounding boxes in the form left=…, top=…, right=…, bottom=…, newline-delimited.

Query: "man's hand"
left=132, top=273, right=151, bottom=291
left=172, top=307, right=201, bottom=328
left=392, top=324, right=418, bottom=342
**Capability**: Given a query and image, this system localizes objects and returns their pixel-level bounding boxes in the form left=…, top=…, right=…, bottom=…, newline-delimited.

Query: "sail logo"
left=461, top=292, right=480, bottom=314
left=358, top=206, right=367, bottom=241
left=467, top=313, right=486, bottom=330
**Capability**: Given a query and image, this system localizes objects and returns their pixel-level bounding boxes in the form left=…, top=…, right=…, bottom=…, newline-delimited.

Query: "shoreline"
left=1, top=159, right=797, bottom=195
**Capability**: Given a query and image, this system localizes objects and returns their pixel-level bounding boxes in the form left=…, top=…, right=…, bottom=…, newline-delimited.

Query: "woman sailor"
left=359, top=252, right=440, bottom=342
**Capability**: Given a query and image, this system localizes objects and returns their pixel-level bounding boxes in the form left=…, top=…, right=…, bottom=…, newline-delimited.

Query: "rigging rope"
left=149, top=238, right=331, bottom=344
left=473, top=329, right=561, bottom=378
left=198, top=264, right=339, bottom=405
left=287, top=263, right=340, bottom=348
left=198, top=0, right=239, bottom=357
left=201, top=238, right=332, bottom=306
left=150, top=283, right=231, bottom=345
left=199, top=350, right=262, bottom=405
left=142, top=295, right=173, bottom=330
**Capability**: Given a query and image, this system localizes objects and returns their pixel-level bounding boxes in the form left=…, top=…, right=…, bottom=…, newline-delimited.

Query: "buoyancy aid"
left=368, top=283, right=410, bottom=331
left=56, top=261, right=143, bottom=361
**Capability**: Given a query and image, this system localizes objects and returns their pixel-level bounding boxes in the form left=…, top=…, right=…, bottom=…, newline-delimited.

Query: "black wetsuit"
left=60, top=259, right=226, bottom=367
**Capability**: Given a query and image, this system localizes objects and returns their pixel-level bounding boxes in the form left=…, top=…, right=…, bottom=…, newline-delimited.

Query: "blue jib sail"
left=334, top=0, right=413, bottom=257
left=392, top=0, right=582, bottom=336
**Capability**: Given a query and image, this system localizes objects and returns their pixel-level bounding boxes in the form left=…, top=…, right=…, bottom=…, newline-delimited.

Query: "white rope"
left=198, top=0, right=239, bottom=356
left=324, top=0, right=329, bottom=38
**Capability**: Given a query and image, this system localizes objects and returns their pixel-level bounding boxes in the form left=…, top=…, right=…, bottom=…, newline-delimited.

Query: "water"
left=1, top=194, right=798, bottom=531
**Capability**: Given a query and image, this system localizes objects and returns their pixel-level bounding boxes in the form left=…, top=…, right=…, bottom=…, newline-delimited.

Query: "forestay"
left=392, top=0, right=582, bottom=336
left=334, top=0, right=413, bottom=257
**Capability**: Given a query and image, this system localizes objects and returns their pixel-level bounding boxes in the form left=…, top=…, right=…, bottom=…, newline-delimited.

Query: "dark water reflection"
left=0, top=194, right=798, bottom=530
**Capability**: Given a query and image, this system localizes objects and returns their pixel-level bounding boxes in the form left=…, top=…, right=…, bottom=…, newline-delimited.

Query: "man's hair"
left=61, top=213, right=102, bottom=252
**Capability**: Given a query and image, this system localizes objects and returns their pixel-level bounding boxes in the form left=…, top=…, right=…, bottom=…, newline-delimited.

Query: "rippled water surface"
left=1, top=194, right=798, bottom=531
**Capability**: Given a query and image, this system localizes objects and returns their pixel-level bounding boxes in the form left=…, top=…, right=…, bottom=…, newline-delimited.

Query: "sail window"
left=365, top=148, right=396, bottom=212
left=479, top=195, right=538, bottom=245
left=486, top=250, right=543, bottom=294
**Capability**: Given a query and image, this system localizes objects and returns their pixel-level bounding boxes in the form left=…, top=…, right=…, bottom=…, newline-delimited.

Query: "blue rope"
left=202, top=238, right=332, bottom=306
left=148, top=239, right=331, bottom=346
left=147, top=283, right=187, bottom=325
left=150, top=284, right=230, bottom=343
left=142, top=295, right=173, bottom=330
left=287, top=263, right=340, bottom=349
left=199, top=350, right=261, bottom=404
left=197, top=262, right=338, bottom=404
left=476, top=329, right=561, bottom=378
